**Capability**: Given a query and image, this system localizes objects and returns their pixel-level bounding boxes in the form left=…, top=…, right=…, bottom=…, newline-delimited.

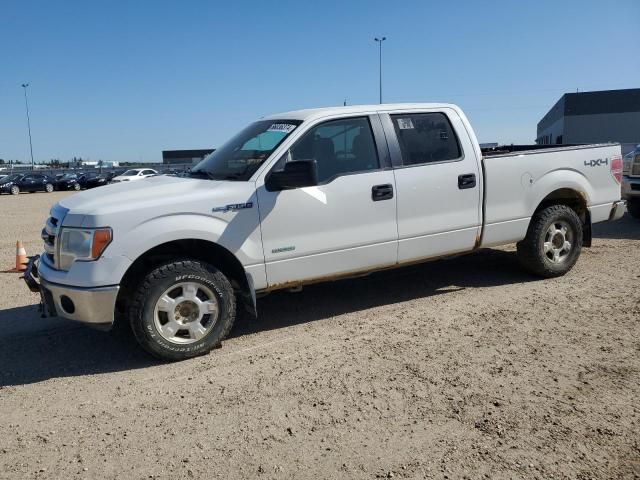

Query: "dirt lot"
left=0, top=191, right=638, bottom=480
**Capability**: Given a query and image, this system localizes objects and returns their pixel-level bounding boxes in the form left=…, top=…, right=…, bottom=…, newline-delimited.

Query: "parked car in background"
left=110, top=168, right=157, bottom=183
left=105, top=169, right=125, bottom=181
left=622, top=146, right=640, bottom=219
left=54, top=173, right=81, bottom=191
left=0, top=173, right=56, bottom=195
left=78, top=172, right=110, bottom=189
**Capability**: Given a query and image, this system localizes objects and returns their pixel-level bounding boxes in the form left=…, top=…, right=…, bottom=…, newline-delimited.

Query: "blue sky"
left=1, top=0, right=638, bottom=163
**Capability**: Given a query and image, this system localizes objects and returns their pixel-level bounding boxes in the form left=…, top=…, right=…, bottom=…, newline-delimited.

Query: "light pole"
left=21, top=83, right=35, bottom=170
left=374, top=36, right=386, bottom=104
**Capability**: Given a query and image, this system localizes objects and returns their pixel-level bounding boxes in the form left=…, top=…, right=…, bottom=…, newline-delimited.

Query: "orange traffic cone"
left=9, top=241, right=28, bottom=273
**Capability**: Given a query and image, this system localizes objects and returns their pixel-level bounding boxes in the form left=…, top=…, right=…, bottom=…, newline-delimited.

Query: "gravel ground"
left=0, top=191, right=639, bottom=480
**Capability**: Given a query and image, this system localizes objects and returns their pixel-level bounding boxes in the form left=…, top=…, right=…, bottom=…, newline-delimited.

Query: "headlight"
left=58, top=228, right=112, bottom=271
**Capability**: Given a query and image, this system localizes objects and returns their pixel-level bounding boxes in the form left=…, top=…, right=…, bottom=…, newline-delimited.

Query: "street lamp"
left=374, top=36, right=387, bottom=104
left=21, top=83, right=35, bottom=170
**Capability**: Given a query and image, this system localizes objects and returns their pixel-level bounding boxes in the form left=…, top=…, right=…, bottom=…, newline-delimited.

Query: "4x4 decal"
left=584, top=158, right=609, bottom=167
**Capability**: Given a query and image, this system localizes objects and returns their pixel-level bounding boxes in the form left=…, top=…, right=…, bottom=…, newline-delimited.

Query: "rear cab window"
left=390, top=112, right=462, bottom=166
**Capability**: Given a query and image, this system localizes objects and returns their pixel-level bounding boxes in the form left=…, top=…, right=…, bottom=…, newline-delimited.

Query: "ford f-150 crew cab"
left=23, top=103, right=625, bottom=360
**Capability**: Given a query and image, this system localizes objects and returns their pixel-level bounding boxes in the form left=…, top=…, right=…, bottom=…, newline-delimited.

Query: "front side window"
left=193, top=119, right=302, bottom=181
left=391, top=112, right=461, bottom=166
left=288, top=116, right=379, bottom=183
left=122, top=170, right=139, bottom=176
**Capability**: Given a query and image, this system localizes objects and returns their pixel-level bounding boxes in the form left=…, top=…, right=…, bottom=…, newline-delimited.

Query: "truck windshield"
left=191, top=119, right=302, bottom=181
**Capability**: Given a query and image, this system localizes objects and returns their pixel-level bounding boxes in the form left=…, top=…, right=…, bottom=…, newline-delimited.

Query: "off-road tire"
left=128, top=259, right=236, bottom=361
left=517, top=204, right=583, bottom=278
left=627, top=199, right=640, bottom=219
left=10, top=185, right=19, bottom=195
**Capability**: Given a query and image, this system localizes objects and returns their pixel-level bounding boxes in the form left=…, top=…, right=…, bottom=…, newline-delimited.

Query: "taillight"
left=610, top=155, right=622, bottom=184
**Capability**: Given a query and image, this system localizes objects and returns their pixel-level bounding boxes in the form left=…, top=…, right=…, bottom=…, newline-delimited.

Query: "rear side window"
left=391, top=112, right=461, bottom=166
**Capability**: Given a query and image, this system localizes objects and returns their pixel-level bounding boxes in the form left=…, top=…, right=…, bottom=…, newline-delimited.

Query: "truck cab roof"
left=263, top=103, right=461, bottom=122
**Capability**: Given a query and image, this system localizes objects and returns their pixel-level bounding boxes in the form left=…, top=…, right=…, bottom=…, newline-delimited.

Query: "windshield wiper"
left=220, top=173, right=245, bottom=180
left=189, top=169, right=247, bottom=181
left=188, top=170, right=216, bottom=180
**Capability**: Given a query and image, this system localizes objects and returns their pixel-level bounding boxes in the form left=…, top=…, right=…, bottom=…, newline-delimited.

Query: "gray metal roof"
left=537, top=88, right=640, bottom=132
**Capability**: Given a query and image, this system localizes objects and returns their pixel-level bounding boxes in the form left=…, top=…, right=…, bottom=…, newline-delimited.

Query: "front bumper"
left=622, top=176, right=640, bottom=199
left=23, top=255, right=119, bottom=330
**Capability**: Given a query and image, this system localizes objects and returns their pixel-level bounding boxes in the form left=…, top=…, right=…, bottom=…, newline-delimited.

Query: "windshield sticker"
left=267, top=123, right=297, bottom=133
left=397, top=118, right=414, bottom=130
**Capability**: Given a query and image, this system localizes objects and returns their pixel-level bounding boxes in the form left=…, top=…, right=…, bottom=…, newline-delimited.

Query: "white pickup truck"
left=24, top=103, right=625, bottom=360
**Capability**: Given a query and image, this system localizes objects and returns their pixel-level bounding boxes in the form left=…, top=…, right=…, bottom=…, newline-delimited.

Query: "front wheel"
left=517, top=204, right=583, bottom=278
left=10, top=185, right=20, bottom=195
left=627, top=199, right=640, bottom=219
left=128, top=259, right=236, bottom=361
left=45, top=183, right=54, bottom=193
left=73, top=183, right=81, bottom=191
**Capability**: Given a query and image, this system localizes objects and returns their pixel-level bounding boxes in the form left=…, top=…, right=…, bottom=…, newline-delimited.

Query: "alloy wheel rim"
left=153, top=282, right=219, bottom=344
left=543, top=221, right=573, bottom=264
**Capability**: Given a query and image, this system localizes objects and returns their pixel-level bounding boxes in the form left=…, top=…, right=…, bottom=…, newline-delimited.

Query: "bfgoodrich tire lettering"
left=128, top=259, right=236, bottom=361
left=517, top=204, right=583, bottom=278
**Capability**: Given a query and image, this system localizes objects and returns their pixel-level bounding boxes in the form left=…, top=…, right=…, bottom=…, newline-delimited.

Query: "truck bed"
left=482, top=143, right=598, bottom=157
left=479, top=143, right=622, bottom=247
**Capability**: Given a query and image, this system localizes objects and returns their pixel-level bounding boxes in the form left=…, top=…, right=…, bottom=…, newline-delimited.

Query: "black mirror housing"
left=266, top=159, right=318, bottom=191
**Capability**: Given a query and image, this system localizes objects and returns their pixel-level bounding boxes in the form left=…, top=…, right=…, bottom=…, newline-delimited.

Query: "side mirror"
left=266, top=159, right=318, bottom=191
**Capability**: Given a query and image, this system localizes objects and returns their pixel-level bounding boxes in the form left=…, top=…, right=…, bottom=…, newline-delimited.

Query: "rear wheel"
left=627, top=199, right=640, bottom=219
left=45, top=183, right=54, bottom=193
left=10, top=185, right=19, bottom=195
left=128, top=259, right=236, bottom=361
left=517, top=204, right=583, bottom=278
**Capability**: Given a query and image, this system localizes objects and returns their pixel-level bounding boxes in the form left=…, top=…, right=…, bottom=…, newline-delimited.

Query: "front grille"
left=42, top=214, right=59, bottom=266
left=632, top=155, right=640, bottom=176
